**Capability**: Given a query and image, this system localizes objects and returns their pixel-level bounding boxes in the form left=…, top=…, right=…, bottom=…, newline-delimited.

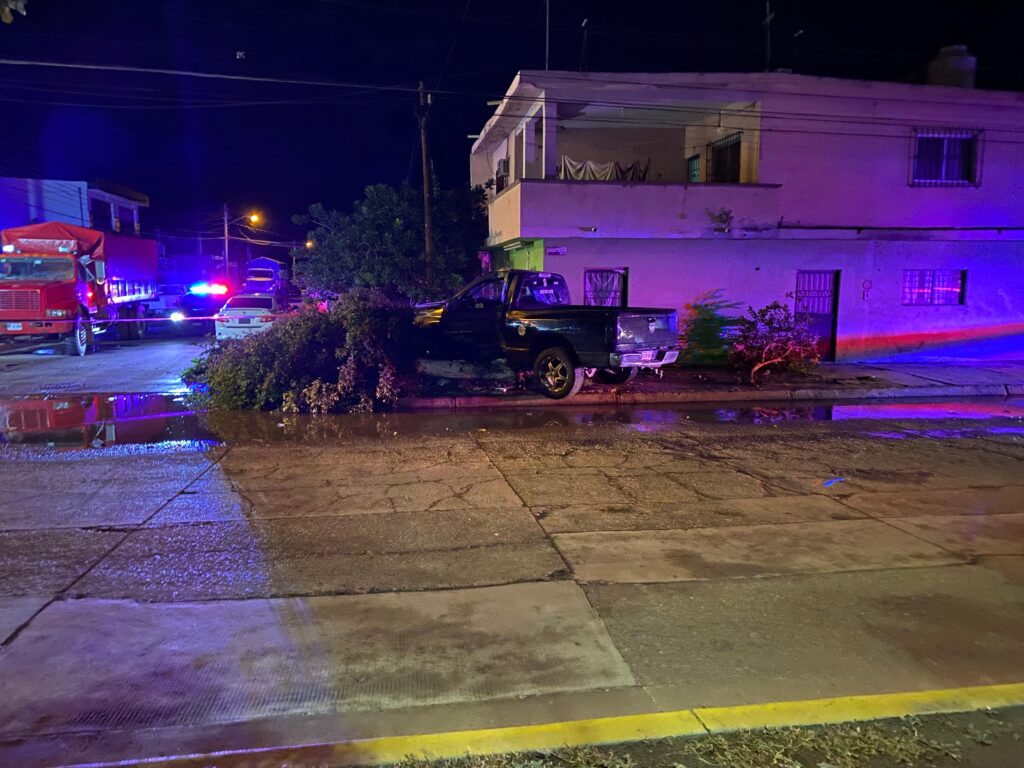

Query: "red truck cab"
left=0, top=222, right=158, bottom=355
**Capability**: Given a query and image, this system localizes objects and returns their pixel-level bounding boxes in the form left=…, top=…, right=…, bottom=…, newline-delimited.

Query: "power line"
left=2, top=56, right=1021, bottom=130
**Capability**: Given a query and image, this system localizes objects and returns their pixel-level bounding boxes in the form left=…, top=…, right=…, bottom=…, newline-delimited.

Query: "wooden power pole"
left=417, top=81, right=436, bottom=289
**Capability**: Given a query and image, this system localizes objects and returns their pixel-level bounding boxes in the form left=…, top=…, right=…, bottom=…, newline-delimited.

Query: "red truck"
left=0, top=222, right=158, bottom=355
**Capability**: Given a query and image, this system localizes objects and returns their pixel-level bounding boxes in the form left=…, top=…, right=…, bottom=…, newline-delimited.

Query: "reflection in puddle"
left=0, top=393, right=218, bottom=451
left=2, top=391, right=1023, bottom=451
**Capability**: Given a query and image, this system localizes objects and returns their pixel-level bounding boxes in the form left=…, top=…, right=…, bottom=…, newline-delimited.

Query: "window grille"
left=912, top=129, right=980, bottom=186
left=902, top=269, right=966, bottom=305
left=707, top=133, right=741, bottom=183
left=584, top=269, right=627, bottom=306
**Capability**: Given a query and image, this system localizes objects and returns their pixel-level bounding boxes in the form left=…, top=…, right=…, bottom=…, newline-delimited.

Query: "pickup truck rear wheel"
left=595, top=367, right=638, bottom=385
left=63, top=314, right=89, bottom=356
left=533, top=346, right=585, bottom=399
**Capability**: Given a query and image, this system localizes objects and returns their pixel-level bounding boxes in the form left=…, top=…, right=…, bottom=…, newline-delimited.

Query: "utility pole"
left=222, top=203, right=230, bottom=279
left=763, top=1, right=775, bottom=72
left=545, top=0, right=550, bottom=70
left=417, top=81, right=436, bottom=289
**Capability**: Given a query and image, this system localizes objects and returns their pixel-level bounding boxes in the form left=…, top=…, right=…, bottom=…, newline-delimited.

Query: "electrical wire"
left=1, top=57, right=1021, bottom=133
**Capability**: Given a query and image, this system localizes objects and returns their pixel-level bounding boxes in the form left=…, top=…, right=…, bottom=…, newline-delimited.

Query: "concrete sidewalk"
left=2, top=406, right=1023, bottom=767
left=402, top=361, right=1024, bottom=409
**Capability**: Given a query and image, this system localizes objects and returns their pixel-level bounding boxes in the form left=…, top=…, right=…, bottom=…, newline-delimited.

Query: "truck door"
left=439, top=275, right=505, bottom=359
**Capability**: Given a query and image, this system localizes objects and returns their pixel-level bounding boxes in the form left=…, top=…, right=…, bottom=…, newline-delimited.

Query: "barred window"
left=902, top=270, right=966, bottom=306
left=912, top=130, right=980, bottom=185
left=707, top=133, right=741, bottom=183
left=584, top=268, right=627, bottom=307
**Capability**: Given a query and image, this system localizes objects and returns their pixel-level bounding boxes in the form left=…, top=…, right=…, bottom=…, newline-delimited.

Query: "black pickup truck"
left=416, top=270, right=679, bottom=399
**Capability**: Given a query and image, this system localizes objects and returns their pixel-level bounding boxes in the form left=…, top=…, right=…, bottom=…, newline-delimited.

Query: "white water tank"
left=927, top=45, right=976, bottom=88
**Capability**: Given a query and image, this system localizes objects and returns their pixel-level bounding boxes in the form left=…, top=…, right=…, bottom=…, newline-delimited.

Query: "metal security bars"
left=707, top=133, right=741, bottom=183
left=584, top=268, right=627, bottom=306
left=911, top=129, right=981, bottom=186
left=902, top=269, right=966, bottom=305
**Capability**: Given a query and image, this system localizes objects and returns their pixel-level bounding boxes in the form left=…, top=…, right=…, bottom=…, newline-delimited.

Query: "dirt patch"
left=391, top=707, right=1024, bottom=768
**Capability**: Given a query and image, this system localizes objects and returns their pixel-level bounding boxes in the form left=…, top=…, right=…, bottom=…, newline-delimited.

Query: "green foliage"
left=677, top=289, right=741, bottom=365
left=293, top=183, right=486, bottom=301
left=333, top=287, right=417, bottom=412
left=184, top=290, right=417, bottom=413
left=731, top=300, right=819, bottom=385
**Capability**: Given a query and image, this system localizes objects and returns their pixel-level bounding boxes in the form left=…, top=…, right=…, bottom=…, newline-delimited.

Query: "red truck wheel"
left=63, top=314, right=89, bottom=356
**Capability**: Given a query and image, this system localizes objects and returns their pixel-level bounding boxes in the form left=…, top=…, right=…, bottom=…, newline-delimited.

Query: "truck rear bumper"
left=610, top=348, right=679, bottom=368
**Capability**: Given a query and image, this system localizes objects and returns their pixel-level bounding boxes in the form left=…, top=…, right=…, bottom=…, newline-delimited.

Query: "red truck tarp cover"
left=1, top=221, right=106, bottom=258
left=2, top=222, right=158, bottom=282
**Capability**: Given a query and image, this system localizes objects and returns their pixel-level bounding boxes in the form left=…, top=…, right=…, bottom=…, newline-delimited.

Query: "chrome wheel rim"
left=76, top=319, right=87, bottom=350
left=540, top=356, right=569, bottom=390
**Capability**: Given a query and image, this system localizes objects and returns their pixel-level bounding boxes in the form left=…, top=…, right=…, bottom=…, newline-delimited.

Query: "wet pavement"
left=0, top=336, right=204, bottom=396
left=0, top=392, right=1023, bottom=766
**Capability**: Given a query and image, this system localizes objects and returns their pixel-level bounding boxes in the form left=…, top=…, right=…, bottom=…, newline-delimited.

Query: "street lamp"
left=222, top=206, right=263, bottom=281
left=305, top=240, right=314, bottom=249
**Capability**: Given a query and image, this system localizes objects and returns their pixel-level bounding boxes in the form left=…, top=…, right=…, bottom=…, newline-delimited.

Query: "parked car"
left=416, top=269, right=679, bottom=399
left=215, top=293, right=288, bottom=341
left=243, top=267, right=279, bottom=294
left=147, top=284, right=187, bottom=324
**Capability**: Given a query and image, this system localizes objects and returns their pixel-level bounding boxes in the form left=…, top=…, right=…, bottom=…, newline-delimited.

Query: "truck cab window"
left=463, top=278, right=504, bottom=305
left=514, top=274, right=571, bottom=308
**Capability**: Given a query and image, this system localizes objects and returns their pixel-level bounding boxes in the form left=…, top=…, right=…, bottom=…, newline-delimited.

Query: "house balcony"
left=487, top=179, right=782, bottom=246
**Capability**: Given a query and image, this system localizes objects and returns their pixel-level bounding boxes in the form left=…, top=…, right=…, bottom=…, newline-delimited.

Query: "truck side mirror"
left=94, top=260, right=106, bottom=284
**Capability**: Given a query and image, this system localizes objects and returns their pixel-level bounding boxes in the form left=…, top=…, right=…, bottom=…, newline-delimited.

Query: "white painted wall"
left=543, top=237, right=1024, bottom=362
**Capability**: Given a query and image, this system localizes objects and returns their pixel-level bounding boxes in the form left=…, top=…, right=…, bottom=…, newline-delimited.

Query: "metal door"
left=795, top=271, right=839, bottom=361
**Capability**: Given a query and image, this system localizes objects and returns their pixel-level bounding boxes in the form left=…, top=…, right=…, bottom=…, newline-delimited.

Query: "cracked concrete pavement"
left=1, top=399, right=1024, bottom=766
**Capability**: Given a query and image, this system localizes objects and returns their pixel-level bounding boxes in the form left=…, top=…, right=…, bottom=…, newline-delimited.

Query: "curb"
left=399, top=383, right=1015, bottom=410
left=65, top=682, right=1024, bottom=768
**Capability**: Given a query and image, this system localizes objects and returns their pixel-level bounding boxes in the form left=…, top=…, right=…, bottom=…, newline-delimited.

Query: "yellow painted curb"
left=66, top=682, right=1024, bottom=767
left=349, top=710, right=706, bottom=765
left=694, top=682, right=1024, bottom=733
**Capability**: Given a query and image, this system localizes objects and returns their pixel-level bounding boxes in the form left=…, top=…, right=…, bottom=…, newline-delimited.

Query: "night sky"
left=0, top=1, right=1019, bottom=240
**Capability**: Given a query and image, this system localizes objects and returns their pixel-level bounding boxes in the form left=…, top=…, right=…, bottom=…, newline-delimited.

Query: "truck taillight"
left=259, top=315, right=273, bottom=322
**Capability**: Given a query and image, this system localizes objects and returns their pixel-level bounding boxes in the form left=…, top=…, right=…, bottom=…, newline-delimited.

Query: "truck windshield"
left=514, top=274, right=572, bottom=308
left=247, top=269, right=275, bottom=280
left=0, top=256, right=74, bottom=282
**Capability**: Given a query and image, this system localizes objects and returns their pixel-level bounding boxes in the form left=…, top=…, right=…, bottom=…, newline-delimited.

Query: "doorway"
left=795, top=270, right=840, bottom=361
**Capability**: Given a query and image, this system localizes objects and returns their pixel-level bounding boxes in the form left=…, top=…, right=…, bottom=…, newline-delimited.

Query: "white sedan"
left=215, top=294, right=288, bottom=341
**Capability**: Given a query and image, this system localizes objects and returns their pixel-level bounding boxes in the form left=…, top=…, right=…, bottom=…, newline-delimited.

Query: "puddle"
left=568, top=399, right=1024, bottom=432
left=2, top=393, right=1023, bottom=451
left=0, top=393, right=218, bottom=452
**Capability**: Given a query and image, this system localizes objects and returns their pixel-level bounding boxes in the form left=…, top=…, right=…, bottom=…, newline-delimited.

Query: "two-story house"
left=0, top=177, right=149, bottom=235
left=470, top=58, right=1024, bottom=362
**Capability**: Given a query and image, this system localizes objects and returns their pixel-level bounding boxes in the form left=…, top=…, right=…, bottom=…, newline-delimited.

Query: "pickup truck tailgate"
left=615, top=310, right=678, bottom=351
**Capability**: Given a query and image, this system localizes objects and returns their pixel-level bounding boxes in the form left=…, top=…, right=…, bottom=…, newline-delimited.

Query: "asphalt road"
left=0, top=335, right=206, bottom=396
left=0, top=339, right=1023, bottom=765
